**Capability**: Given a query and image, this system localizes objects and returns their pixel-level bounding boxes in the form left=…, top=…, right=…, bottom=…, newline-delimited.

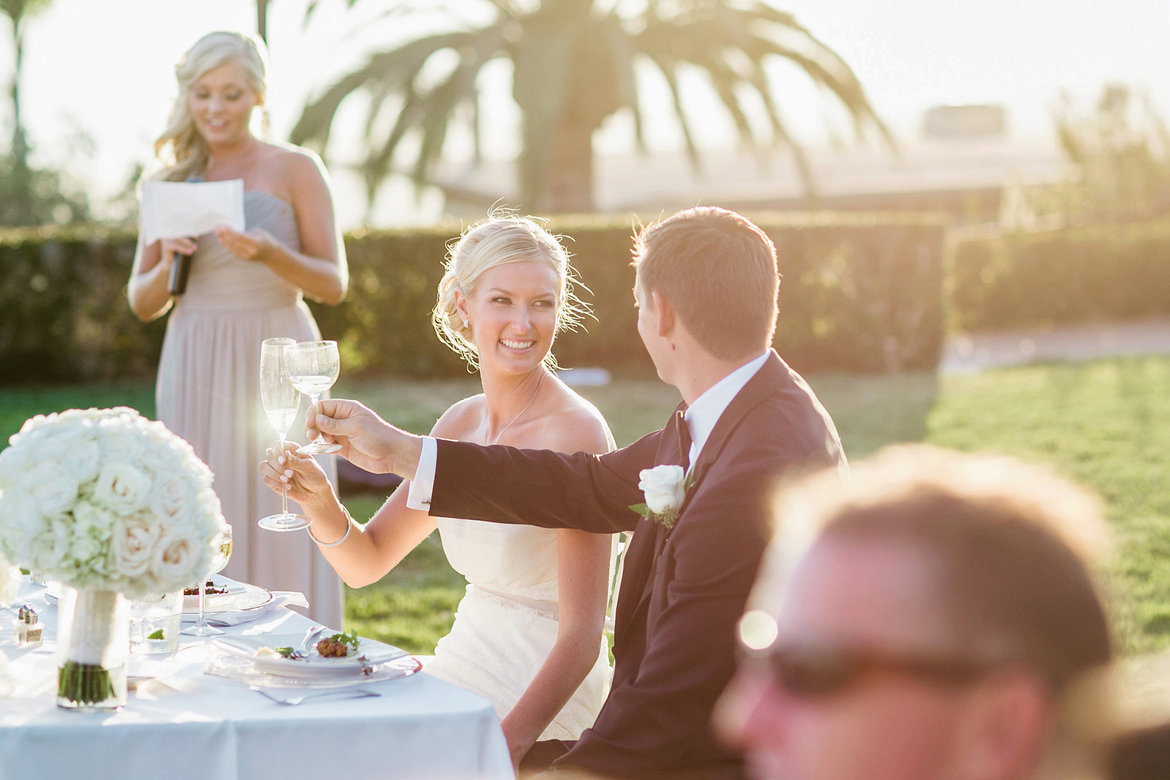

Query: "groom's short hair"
left=633, top=206, right=779, bottom=361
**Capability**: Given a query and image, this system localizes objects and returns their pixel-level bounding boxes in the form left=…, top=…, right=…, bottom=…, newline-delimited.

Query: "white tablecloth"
left=0, top=579, right=513, bottom=780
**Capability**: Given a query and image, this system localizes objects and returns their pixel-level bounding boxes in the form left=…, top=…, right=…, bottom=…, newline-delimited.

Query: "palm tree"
left=293, top=0, right=892, bottom=214
left=1, top=0, right=52, bottom=224
left=257, top=0, right=271, bottom=42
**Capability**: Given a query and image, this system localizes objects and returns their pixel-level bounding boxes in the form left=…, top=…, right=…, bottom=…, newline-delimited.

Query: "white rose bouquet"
left=629, top=464, right=690, bottom=530
left=0, top=408, right=228, bottom=708
left=0, top=550, right=19, bottom=608
left=0, top=407, right=227, bottom=599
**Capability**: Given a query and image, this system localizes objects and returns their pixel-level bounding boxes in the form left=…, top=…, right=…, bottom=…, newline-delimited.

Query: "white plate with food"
left=183, top=577, right=273, bottom=615
left=213, top=629, right=412, bottom=682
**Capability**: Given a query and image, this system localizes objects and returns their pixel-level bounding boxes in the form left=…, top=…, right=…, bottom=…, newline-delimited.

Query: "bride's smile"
left=458, top=259, right=561, bottom=375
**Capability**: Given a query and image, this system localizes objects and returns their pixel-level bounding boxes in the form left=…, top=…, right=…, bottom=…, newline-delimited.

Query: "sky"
left=4, top=0, right=1169, bottom=229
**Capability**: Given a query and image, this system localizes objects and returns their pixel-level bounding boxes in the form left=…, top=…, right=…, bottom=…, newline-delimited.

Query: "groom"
left=311, top=206, right=847, bottom=779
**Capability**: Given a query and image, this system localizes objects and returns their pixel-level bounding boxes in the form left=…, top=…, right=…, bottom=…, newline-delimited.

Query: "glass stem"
left=279, top=431, right=289, bottom=516
left=308, top=396, right=320, bottom=444
left=197, top=581, right=207, bottom=628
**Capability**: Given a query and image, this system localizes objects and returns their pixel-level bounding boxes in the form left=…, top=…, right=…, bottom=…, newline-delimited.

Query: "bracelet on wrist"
left=306, top=513, right=356, bottom=547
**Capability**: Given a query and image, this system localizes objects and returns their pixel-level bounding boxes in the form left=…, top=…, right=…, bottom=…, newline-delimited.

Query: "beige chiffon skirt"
left=156, top=296, right=343, bottom=627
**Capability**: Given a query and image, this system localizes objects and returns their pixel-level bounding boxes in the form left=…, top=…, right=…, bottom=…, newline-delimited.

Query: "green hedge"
left=302, top=212, right=952, bottom=377
left=0, top=212, right=949, bottom=384
left=950, top=219, right=1170, bottom=332
left=0, top=225, right=166, bottom=383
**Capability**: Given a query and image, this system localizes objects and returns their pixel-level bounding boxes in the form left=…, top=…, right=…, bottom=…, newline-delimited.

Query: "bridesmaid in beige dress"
left=127, top=31, right=347, bottom=626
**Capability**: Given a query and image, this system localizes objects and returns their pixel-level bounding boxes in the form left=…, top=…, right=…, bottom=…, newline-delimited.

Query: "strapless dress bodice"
left=175, top=191, right=303, bottom=311
left=436, top=516, right=560, bottom=605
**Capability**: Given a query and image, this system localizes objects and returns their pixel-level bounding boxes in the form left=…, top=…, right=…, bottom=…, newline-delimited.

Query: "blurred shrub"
left=1052, top=83, right=1170, bottom=222
left=950, top=219, right=1170, bottom=332
left=0, top=211, right=948, bottom=384
left=0, top=225, right=164, bottom=383
left=318, top=211, right=951, bottom=376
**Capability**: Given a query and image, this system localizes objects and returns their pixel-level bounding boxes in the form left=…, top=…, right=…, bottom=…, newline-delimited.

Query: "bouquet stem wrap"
left=56, top=587, right=129, bottom=709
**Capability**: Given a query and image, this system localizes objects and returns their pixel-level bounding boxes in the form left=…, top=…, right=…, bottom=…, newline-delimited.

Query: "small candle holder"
left=14, top=604, right=43, bottom=648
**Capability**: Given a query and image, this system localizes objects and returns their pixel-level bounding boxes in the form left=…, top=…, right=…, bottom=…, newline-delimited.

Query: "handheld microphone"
left=168, top=251, right=193, bottom=295
left=168, top=175, right=206, bottom=296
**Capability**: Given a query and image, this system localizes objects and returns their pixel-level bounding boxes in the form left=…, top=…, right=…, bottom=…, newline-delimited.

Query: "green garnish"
left=327, top=629, right=360, bottom=652
left=147, top=629, right=165, bottom=640
left=274, top=646, right=296, bottom=658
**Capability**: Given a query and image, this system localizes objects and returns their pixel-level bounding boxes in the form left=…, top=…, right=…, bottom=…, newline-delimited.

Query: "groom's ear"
left=651, top=290, right=676, bottom=338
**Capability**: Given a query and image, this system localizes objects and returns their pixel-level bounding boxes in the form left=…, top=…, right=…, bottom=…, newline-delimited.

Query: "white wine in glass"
left=258, top=337, right=310, bottom=532
left=288, top=340, right=342, bottom=455
left=182, top=524, right=233, bottom=637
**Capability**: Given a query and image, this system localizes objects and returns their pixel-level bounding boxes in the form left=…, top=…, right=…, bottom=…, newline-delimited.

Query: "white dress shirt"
left=679, top=350, right=770, bottom=467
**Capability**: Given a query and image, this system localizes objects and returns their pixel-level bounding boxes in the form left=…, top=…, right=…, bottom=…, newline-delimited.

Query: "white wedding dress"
left=423, top=516, right=612, bottom=740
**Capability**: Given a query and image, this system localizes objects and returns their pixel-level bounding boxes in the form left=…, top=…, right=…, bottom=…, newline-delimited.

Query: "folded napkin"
left=181, top=590, right=308, bottom=628
left=140, top=179, right=245, bottom=245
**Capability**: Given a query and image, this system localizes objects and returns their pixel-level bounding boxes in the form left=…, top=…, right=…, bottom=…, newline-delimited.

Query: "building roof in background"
left=431, top=106, right=1069, bottom=218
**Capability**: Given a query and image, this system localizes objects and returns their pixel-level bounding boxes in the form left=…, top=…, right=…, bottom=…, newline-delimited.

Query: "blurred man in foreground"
left=715, top=444, right=1114, bottom=780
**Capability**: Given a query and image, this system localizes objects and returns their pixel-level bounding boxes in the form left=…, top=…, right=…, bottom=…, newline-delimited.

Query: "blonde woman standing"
left=129, top=31, right=347, bottom=626
left=261, top=214, right=614, bottom=768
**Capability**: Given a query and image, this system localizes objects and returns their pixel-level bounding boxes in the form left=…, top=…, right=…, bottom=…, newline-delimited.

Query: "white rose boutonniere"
left=630, top=465, right=690, bottom=530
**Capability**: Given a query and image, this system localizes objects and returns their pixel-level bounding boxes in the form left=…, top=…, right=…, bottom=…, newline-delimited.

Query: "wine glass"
left=258, top=337, right=310, bottom=532
left=287, top=340, right=342, bottom=455
left=182, top=524, right=233, bottom=637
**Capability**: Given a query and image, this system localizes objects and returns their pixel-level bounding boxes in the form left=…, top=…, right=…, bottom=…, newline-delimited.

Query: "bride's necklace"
left=486, top=372, right=544, bottom=445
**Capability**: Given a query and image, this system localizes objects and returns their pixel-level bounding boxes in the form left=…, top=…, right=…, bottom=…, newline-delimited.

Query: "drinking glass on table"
left=258, top=337, right=310, bottom=531
left=287, top=339, right=342, bottom=455
left=182, top=524, right=233, bottom=637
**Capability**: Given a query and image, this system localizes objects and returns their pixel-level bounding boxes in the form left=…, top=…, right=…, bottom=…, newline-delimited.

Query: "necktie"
left=675, top=409, right=692, bottom=471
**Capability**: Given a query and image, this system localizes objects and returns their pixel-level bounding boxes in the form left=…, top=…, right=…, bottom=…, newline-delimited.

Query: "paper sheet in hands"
left=140, top=179, right=245, bottom=245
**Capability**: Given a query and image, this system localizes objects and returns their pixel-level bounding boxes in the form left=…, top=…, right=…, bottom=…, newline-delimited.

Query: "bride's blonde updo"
left=432, top=212, right=590, bottom=371
left=152, top=31, right=269, bottom=183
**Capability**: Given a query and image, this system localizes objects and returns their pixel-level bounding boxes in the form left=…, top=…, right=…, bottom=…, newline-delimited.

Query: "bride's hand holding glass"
left=260, top=441, right=332, bottom=509
left=258, top=337, right=309, bottom=532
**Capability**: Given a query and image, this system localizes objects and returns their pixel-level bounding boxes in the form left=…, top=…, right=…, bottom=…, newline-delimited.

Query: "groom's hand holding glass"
left=305, top=399, right=423, bottom=480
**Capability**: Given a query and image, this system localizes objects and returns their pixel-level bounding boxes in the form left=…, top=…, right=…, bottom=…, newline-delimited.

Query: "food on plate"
left=183, top=580, right=228, bottom=596
left=251, top=630, right=379, bottom=677
left=260, top=629, right=360, bottom=660
left=316, top=631, right=357, bottom=657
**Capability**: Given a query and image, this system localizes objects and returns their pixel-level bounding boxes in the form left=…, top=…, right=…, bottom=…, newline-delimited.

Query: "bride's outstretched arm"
left=259, top=441, right=435, bottom=587
left=268, top=397, right=476, bottom=586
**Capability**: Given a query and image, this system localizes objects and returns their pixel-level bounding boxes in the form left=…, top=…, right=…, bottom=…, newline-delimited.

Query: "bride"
left=260, top=214, right=614, bottom=766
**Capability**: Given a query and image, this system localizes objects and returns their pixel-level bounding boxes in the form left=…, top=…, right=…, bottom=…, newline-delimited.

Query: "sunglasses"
left=737, top=610, right=994, bottom=699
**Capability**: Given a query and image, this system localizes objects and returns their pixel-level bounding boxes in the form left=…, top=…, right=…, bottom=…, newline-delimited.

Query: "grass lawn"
left=2, top=355, right=1167, bottom=656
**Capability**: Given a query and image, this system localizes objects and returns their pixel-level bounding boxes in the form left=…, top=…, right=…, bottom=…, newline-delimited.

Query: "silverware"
left=249, top=686, right=380, bottom=706
left=296, top=625, right=331, bottom=656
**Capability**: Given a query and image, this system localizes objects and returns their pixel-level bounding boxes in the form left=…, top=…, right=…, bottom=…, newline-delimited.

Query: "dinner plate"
left=246, top=633, right=408, bottom=680
left=182, top=577, right=273, bottom=615
left=205, top=634, right=419, bottom=689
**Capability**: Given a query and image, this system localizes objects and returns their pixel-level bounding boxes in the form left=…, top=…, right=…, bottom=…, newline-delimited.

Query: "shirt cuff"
left=405, top=435, right=437, bottom=511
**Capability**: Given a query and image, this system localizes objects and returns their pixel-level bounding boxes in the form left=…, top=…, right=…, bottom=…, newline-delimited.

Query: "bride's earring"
left=462, top=317, right=470, bottom=329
